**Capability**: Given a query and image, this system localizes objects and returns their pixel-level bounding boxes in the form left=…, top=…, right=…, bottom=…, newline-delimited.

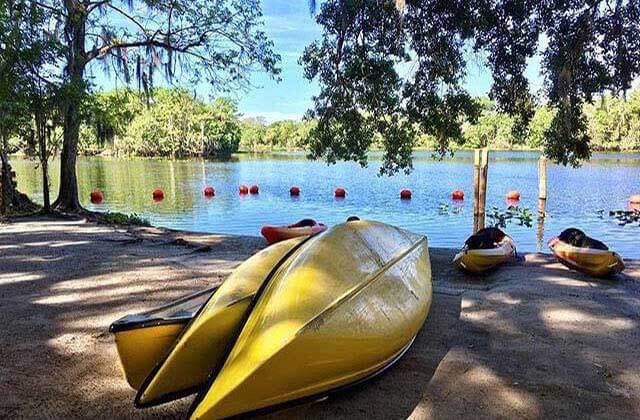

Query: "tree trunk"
left=40, top=118, right=51, bottom=213
left=55, top=101, right=82, bottom=211
left=54, top=3, right=87, bottom=213
left=0, top=131, right=7, bottom=216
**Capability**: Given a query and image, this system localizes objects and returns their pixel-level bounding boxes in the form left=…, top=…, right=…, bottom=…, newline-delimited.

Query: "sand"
left=1, top=216, right=639, bottom=419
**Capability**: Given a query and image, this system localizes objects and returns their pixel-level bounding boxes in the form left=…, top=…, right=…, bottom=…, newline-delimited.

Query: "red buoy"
left=630, top=194, right=640, bottom=204
left=249, top=184, right=259, bottom=194
left=452, top=190, right=464, bottom=200
left=400, top=189, right=412, bottom=200
left=90, top=190, right=103, bottom=204
left=239, top=185, right=249, bottom=195
left=506, top=191, right=521, bottom=201
left=290, top=186, right=300, bottom=196
left=203, top=186, right=215, bottom=197
left=152, top=188, right=164, bottom=201
left=334, top=188, right=346, bottom=198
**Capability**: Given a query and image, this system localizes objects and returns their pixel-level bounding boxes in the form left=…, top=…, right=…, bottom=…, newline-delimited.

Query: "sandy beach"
left=1, top=216, right=639, bottom=419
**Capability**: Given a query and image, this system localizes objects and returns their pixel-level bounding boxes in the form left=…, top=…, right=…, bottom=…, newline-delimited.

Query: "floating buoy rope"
left=203, top=186, right=215, bottom=197
left=90, top=190, right=103, bottom=204
left=506, top=191, right=521, bottom=201
left=290, top=186, right=300, bottom=196
left=152, top=188, right=164, bottom=201
left=239, top=185, right=249, bottom=195
left=400, top=189, right=412, bottom=199
left=335, top=187, right=346, bottom=198
left=452, top=190, right=464, bottom=200
left=249, top=185, right=259, bottom=194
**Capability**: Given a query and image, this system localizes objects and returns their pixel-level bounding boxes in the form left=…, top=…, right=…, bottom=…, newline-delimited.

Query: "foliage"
left=1, top=0, right=64, bottom=212
left=584, top=92, right=640, bottom=152
left=238, top=118, right=315, bottom=152
left=101, top=212, right=150, bottom=226
left=21, top=0, right=281, bottom=211
left=112, top=89, right=241, bottom=159
left=488, top=206, right=534, bottom=229
left=303, top=0, right=640, bottom=172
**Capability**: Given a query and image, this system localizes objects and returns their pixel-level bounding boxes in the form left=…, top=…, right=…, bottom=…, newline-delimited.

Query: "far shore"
left=1, top=215, right=639, bottom=418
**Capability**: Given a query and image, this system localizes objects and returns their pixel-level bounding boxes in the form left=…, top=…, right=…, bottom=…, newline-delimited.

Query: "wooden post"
left=538, top=155, right=547, bottom=201
left=536, top=198, right=547, bottom=251
left=473, top=148, right=489, bottom=233
left=478, top=148, right=489, bottom=231
left=473, top=149, right=481, bottom=233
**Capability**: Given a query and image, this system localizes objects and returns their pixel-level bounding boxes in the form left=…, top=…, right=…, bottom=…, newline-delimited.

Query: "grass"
left=101, top=211, right=150, bottom=226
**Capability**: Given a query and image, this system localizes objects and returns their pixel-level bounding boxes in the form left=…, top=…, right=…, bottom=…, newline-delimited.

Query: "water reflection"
left=10, top=152, right=640, bottom=258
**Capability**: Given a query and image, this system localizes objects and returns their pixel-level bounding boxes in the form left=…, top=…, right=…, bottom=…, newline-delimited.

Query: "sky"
left=91, top=0, right=545, bottom=123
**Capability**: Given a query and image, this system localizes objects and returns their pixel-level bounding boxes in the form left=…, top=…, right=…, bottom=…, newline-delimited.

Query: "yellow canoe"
left=453, top=236, right=516, bottom=273
left=133, top=236, right=307, bottom=407
left=548, top=237, right=624, bottom=278
left=189, top=220, right=432, bottom=419
left=110, top=286, right=217, bottom=390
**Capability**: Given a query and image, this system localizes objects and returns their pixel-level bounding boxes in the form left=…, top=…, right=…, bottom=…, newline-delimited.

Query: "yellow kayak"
left=548, top=237, right=624, bottom=278
left=110, top=286, right=217, bottom=390
left=189, top=220, right=432, bottom=419
left=453, top=235, right=516, bottom=273
left=133, top=236, right=307, bottom=407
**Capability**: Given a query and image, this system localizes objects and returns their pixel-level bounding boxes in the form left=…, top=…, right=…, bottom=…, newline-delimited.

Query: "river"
left=10, top=151, right=640, bottom=258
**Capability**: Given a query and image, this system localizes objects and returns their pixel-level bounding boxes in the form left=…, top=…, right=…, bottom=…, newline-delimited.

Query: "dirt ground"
left=1, top=216, right=639, bottom=419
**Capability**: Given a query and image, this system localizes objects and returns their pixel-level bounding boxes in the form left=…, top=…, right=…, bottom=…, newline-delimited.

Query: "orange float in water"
left=630, top=195, right=640, bottom=211
left=506, top=191, right=521, bottom=201
left=261, top=219, right=327, bottom=245
left=239, top=185, right=249, bottom=195
left=90, top=190, right=103, bottom=204
left=334, top=188, right=346, bottom=198
left=249, top=185, right=259, bottom=194
left=400, top=189, right=412, bottom=200
left=152, top=189, right=164, bottom=201
left=452, top=190, right=464, bottom=200
left=290, top=186, right=300, bottom=196
left=203, top=186, right=215, bottom=197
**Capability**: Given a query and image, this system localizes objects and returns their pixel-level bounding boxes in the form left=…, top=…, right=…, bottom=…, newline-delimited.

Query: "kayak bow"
left=189, top=220, right=432, bottom=419
left=133, top=236, right=307, bottom=407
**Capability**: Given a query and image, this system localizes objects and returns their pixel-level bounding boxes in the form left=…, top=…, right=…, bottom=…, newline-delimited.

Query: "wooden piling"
left=473, top=149, right=481, bottom=233
left=536, top=198, right=547, bottom=251
left=473, top=148, right=489, bottom=233
left=538, top=155, right=547, bottom=201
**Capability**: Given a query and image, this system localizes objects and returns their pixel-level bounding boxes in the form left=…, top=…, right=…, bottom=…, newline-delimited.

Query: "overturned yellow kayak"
left=548, top=237, right=624, bottom=278
left=110, top=286, right=217, bottom=390
left=453, top=235, right=516, bottom=273
left=189, top=220, right=432, bottom=419
left=133, top=236, right=307, bottom=407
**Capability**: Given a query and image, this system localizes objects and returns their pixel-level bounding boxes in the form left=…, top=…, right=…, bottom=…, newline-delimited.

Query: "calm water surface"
left=11, top=151, right=640, bottom=258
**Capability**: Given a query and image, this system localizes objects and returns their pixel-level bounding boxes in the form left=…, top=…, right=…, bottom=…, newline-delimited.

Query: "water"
left=10, top=151, right=640, bottom=258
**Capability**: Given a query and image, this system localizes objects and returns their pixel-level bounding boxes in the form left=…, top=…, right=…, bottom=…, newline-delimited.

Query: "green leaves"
left=302, top=0, right=640, bottom=172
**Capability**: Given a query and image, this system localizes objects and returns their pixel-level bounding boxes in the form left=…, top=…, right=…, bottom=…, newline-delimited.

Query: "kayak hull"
left=110, top=286, right=218, bottom=390
left=113, top=322, right=187, bottom=390
left=133, top=236, right=306, bottom=407
left=549, top=238, right=624, bottom=278
left=453, top=236, right=516, bottom=273
left=261, top=222, right=327, bottom=245
left=190, top=220, right=432, bottom=419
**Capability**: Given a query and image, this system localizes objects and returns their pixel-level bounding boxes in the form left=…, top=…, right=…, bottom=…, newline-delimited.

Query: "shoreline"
left=1, top=216, right=639, bottom=418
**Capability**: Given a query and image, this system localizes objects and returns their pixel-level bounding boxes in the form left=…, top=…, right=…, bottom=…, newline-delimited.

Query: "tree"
left=1, top=0, right=59, bottom=214
left=29, top=0, right=280, bottom=212
left=303, top=0, right=640, bottom=173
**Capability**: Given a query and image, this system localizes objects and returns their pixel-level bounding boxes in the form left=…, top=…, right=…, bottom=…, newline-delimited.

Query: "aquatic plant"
left=488, top=206, right=534, bottom=229
left=438, top=202, right=464, bottom=216
left=607, top=209, right=640, bottom=226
